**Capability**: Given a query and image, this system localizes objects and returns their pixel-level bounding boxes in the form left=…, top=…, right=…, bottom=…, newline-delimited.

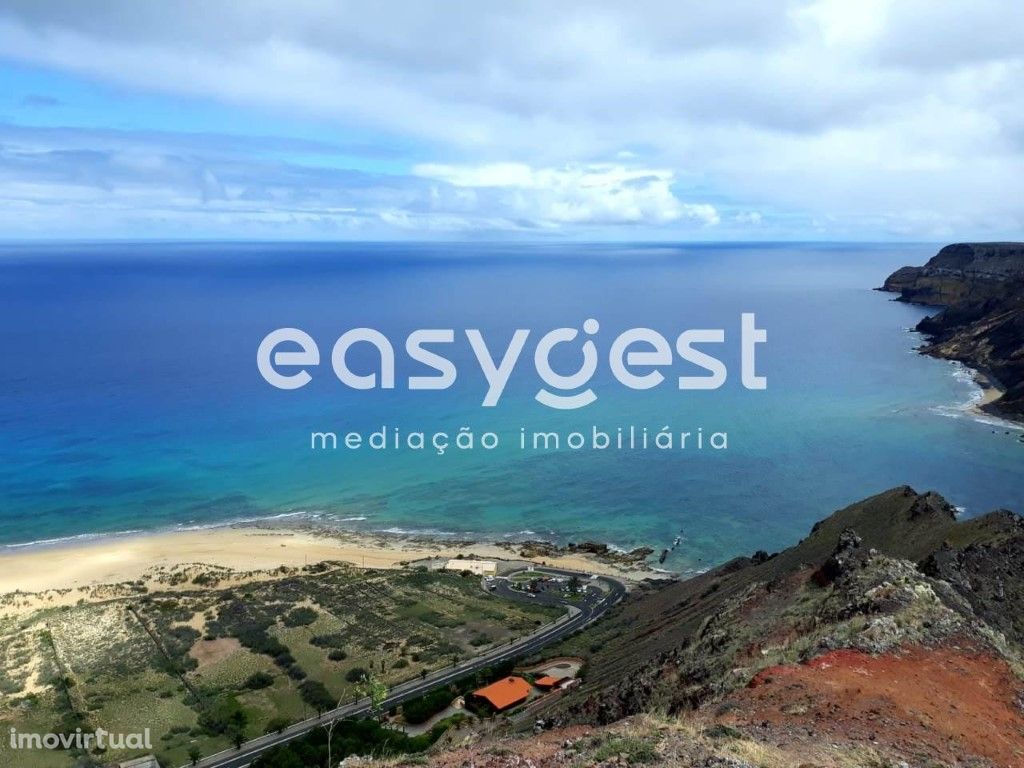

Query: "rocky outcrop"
left=921, top=509, right=1024, bottom=645
left=880, top=242, right=1024, bottom=419
left=550, top=489, right=1024, bottom=731
left=509, top=539, right=655, bottom=567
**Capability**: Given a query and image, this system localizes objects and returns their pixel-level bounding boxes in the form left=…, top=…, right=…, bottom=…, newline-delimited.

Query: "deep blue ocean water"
left=1, top=242, right=1021, bottom=571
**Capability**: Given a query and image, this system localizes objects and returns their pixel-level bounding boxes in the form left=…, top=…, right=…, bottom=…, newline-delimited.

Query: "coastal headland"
left=881, top=242, right=1024, bottom=421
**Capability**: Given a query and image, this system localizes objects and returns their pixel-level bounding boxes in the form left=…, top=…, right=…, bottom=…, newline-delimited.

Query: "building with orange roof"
left=469, top=676, right=532, bottom=712
left=532, top=674, right=566, bottom=690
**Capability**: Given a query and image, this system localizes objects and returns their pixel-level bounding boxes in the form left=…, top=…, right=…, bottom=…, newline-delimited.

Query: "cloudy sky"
left=0, top=0, right=1021, bottom=240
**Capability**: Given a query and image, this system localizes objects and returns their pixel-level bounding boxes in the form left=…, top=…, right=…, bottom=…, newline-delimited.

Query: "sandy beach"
left=0, top=524, right=649, bottom=605
left=964, top=368, right=1018, bottom=423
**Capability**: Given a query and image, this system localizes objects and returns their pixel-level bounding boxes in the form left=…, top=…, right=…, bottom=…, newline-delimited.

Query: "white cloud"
left=0, top=1, right=1021, bottom=237
left=412, top=162, right=717, bottom=226
left=734, top=211, right=763, bottom=226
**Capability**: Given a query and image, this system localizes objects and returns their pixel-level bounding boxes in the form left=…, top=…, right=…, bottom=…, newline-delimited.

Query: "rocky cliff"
left=880, top=242, right=1024, bottom=418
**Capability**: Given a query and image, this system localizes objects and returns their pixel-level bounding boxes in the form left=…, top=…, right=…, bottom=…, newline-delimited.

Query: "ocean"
left=1, top=242, right=1021, bottom=572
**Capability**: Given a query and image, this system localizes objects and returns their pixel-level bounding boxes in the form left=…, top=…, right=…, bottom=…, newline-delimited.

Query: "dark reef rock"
left=512, top=539, right=655, bottom=566
left=880, top=242, right=1024, bottom=419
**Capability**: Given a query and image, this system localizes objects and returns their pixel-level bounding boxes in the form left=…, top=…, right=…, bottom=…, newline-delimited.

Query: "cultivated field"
left=0, top=561, right=560, bottom=767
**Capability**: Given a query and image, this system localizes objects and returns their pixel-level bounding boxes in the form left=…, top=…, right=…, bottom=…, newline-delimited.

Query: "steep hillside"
left=276, top=488, right=1024, bottom=767
left=550, top=487, right=1022, bottom=721
left=371, top=487, right=1024, bottom=767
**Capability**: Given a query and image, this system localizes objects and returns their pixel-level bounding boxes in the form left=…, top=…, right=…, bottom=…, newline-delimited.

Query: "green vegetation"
left=402, top=686, right=454, bottom=724
left=281, top=606, right=318, bottom=627
left=345, top=667, right=369, bottom=683
left=244, top=671, right=274, bottom=690
left=310, top=632, right=346, bottom=649
left=401, top=658, right=518, bottom=724
left=0, top=564, right=560, bottom=767
left=198, top=692, right=248, bottom=748
left=251, top=717, right=450, bottom=768
left=592, top=734, right=659, bottom=764
left=298, top=680, right=335, bottom=715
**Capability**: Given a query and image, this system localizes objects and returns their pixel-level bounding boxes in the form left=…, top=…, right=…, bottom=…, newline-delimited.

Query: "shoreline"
left=958, top=365, right=1024, bottom=429
left=967, top=367, right=1006, bottom=413
left=0, top=522, right=666, bottom=613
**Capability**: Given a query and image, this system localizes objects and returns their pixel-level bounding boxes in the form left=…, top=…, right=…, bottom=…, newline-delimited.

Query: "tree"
left=265, top=716, right=290, bottom=735
left=357, top=673, right=389, bottom=722
left=228, top=705, right=248, bottom=750
left=567, top=575, right=582, bottom=594
left=299, top=680, right=335, bottom=717
left=199, top=693, right=248, bottom=739
left=322, top=687, right=351, bottom=768
left=188, top=744, right=202, bottom=766
left=281, top=607, right=318, bottom=627
left=243, top=671, right=274, bottom=690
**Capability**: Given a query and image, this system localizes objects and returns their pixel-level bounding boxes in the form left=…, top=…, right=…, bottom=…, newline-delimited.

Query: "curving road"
left=189, top=567, right=625, bottom=768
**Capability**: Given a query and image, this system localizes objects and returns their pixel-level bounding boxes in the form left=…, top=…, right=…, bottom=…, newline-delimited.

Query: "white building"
left=445, top=559, right=497, bottom=576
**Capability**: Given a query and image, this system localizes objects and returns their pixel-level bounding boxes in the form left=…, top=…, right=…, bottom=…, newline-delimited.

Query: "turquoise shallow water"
left=0, top=242, right=1021, bottom=571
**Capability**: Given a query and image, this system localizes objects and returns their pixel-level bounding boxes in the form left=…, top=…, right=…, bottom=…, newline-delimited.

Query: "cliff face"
left=880, top=242, right=1024, bottom=418
left=882, top=242, right=1024, bottom=304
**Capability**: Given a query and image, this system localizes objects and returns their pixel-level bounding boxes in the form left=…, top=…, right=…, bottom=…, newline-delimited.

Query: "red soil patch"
left=722, top=643, right=1024, bottom=767
left=748, top=648, right=870, bottom=688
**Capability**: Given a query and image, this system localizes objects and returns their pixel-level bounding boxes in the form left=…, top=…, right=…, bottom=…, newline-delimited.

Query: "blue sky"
left=0, top=1, right=1022, bottom=240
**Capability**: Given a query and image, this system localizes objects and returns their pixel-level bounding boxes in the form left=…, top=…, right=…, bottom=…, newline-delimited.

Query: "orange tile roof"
left=472, top=676, right=531, bottom=710
left=533, top=675, right=562, bottom=687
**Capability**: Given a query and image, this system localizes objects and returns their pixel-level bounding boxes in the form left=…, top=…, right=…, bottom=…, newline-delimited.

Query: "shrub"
left=252, top=716, right=449, bottom=768
left=274, top=651, right=296, bottom=668
left=265, top=716, right=291, bottom=735
left=328, top=649, right=347, bottom=661
left=198, top=694, right=247, bottom=737
left=298, top=680, right=335, bottom=715
left=243, top=672, right=274, bottom=690
left=310, top=633, right=346, bottom=650
left=592, top=736, right=658, bottom=764
left=345, top=667, right=369, bottom=683
left=402, top=687, right=454, bottom=724
left=282, top=607, right=318, bottom=627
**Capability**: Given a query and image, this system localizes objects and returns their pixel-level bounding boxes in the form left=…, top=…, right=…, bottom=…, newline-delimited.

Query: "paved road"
left=191, top=567, right=625, bottom=768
